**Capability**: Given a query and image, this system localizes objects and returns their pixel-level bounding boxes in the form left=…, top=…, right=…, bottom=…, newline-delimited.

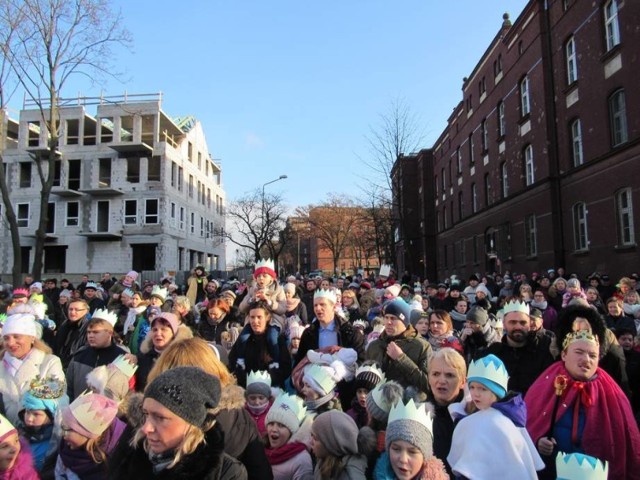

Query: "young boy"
left=448, top=354, right=544, bottom=479
left=346, top=363, right=385, bottom=428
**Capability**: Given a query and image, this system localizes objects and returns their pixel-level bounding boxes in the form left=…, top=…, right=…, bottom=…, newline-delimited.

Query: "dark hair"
left=555, top=305, right=607, bottom=348
left=248, top=301, right=271, bottom=317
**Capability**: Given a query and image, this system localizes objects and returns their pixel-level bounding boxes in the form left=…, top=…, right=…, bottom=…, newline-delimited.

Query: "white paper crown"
left=467, top=355, right=509, bottom=393
left=313, top=288, right=337, bottom=304
left=271, top=392, right=306, bottom=424
left=502, top=299, right=530, bottom=315
left=303, top=364, right=336, bottom=394
left=388, top=399, right=433, bottom=434
left=150, top=285, right=168, bottom=301
left=556, top=452, right=608, bottom=480
left=110, top=354, right=138, bottom=379
left=255, top=258, right=275, bottom=272
left=91, top=308, right=118, bottom=327
left=352, top=319, right=369, bottom=330
left=247, top=370, right=272, bottom=388
left=355, top=364, right=386, bottom=383
left=69, top=392, right=115, bottom=437
left=370, top=382, right=398, bottom=412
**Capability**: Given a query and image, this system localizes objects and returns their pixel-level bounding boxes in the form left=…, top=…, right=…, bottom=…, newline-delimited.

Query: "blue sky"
left=12, top=1, right=530, bottom=208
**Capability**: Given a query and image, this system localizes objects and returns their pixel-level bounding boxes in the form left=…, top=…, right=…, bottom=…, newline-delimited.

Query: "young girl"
left=55, top=392, right=126, bottom=480
left=373, top=399, right=448, bottom=480
left=18, top=376, right=67, bottom=475
left=264, top=393, right=313, bottom=480
left=244, top=370, right=275, bottom=436
left=123, top=291, right=148, bottom=354
left=562, top=278, right=588, bottom=308
left=448, top=354, right=544, bottom=479
left=366, top=381, right=404, bottom=455
left=346, top=364, right=385, bottom=428
left=301, top=363, right=346, bottom=416
left=412, top=312, right=430, bottom=339
left=0, top=412, right=39, bottom=479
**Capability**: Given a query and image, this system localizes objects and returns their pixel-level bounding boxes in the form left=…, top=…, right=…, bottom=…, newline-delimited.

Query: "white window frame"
left=471, top=183, right=478, bottom=213
left=501, top=162, right=509, bottom=198
left=616, top=188, right=635, bottom=246
left=200, top=216, right=205, bottom=237
left=170, top=202, right=177, bottom=227
left=124, top=199, right=138, bottom=225
left=17, top=203, right=29, bottom=228
left=525, top=214, right=538, bottom=257
left=573, top=202, right=589, bottom=251
left=190, top=212, right=195, bottom=234
left=604, top=0, right=620, bottom=51
left=66, top=201, right=79, bottom=227
left=520, top=76, right=531, bottom=117
left=145, top=198, right=159, bottom=225
left=498, top=101, right=506, bottom=137
left=609, top=89, right=628, bottom=146
left=456, top=147, right=462, bottom=174
left=566, top=36, right=577, bottom=84
left=571, top=119, right=584, bottom=167
left=525, top=145, right=535, bottom=185
left=481, top=119, right=488, bottom=151
left=468, top=133, right=475, bottom=166
left=179, top=206, right=185, bottom=230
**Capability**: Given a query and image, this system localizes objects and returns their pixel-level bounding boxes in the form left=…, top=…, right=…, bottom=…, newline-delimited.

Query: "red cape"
left=524, top=361, right=640, bottom=480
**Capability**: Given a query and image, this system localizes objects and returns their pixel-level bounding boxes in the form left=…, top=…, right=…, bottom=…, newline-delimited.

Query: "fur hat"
left=266, top=393, right=306, bottom=435
left=2, top=313, right=38, bottom=337
left=366, top=381, right=404, bottom=423
left=386, top=399, right=434, bottom=459
left=86, top=355, right=138, bottom=403
left=245, top=370, right=272, bottom=398
left=466, top=306, right=488, bottom=326
left=382, top=298, right=412, bottom=326
left=62, top=392, right=118, bottom=439
left=312, top=410, right=359, bottom=456
left=0, top=413, right=17, bottom=443
left=144, top=367, right=221, bottom=428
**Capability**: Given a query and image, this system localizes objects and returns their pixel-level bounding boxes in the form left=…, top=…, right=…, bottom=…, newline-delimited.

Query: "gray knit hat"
left=366, top=381, right=404, bottom=424
left=385, top=399, right=434, bottom=459
left=312, top=410, right=359, bottom=456
left=144, top=366, right=221, bottom=428
left=466, top=306, right=488, bottom=326
left=245, top=370, right=272, bottom=398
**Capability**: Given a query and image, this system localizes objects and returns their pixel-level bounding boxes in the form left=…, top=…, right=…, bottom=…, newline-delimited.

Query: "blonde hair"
left=173, top=295, right=191, bottom=310
left=428, top=347, right=466, bottom=381
left=146, top=337, right=234, bottom=387
left=85, top=430, right=109, bottom=464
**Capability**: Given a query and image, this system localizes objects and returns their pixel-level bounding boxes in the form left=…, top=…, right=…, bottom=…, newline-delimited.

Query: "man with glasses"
left=65, top=309, right=125, bottom=401
left=54, top=299, right=91, bottom=368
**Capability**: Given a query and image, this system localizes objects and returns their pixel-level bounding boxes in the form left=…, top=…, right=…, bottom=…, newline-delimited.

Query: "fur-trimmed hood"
left=213, top=384, right=246, bottom=414
left=139, top=323, right=194, bottom=354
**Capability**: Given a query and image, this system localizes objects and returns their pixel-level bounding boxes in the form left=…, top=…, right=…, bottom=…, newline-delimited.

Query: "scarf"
left=123, top=305, right=147, bottom=333
left=305, top=392, right=336, bottom=412
left=449, top=309, right=467, bottom=324
left=22, top=423, right=53, bottom=443
left=246, top=402, right=270, bottom=416
left=2, top=351, right=27, bottom=377
left=149, top=449, right=176, bottom=474
left=427, top=331, right=455, bottom=351
left=265, top=441, right=307, bottom=465
left=530, top=299, right=548, bottom=310
left=122, top=278, right=132, bottom=288
left=286, top=297, right=301, bottom=312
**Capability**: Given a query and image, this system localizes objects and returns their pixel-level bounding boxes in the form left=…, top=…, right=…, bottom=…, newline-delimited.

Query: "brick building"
left=393, top=0, right=640, bottom=281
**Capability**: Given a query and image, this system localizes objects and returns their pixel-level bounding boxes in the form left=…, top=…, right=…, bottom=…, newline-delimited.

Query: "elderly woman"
left=525, top=330, right=640, bottom=479
left=112, top=367, right=247, bottom=479
left=0, top=313, right=66, bottom=424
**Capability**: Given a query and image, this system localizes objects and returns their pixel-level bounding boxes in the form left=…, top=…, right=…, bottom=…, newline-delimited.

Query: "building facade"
left=0, top=93, right=226, bottom=276
left=394, top=0, right=640, bottom=281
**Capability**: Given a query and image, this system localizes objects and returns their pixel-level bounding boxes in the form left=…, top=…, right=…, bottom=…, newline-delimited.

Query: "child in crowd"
left=244, top=370, right=275, bottom=436
left=412, top=311, right=430, bottom=339
left=448, top=354, right=544, bottom=479
left=288, top=321, right=307, bottom=359
left=373, top=399, right=448, bottom=480
left=264, top=393, right=314, bottom=480
left=0, top=412, right=39, bottom=479
left=148, top=285, right=169, bottom=312
left=55, top=392, right=126, bottom=480
left=366, top=317, right=385, bottom=349
left=85, top=354, right=138, bottom=416
left=366, top=381, right=405, bottom=454
left=347, top=364, right=385, bottom=428
left=18, top=376, right=67, bottom=475
left=555, top=452, right=608, bottom=480
left=301, top=363, right=346, bottom=416
left=562, top=278, right=588, bottom=308
left=123, top=291, right=148, bottom=353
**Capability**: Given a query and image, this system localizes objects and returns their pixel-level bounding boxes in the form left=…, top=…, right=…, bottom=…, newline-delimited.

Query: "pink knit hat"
left=61, top=393, right=118, bottom=439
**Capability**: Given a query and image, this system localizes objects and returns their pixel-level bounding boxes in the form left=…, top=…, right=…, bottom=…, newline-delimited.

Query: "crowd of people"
left=0, top=263, right=638, bottom=479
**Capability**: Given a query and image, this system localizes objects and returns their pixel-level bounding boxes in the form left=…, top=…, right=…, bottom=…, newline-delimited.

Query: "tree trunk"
left=0, top=156, right=23, bottom=287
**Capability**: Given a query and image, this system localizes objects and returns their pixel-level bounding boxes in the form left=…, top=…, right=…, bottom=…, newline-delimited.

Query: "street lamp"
left=261, top=174, right=288, bottom=255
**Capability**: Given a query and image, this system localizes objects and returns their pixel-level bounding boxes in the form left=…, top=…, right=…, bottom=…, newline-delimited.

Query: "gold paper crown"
left=150, top=285, right=168, bottom=301
left=91, top=308, right=118, bottom=327
left=304, top=364, right=336, bottom=394
left=467, top=355, right=509, bottom=393
left=247, top=370, right=272, bottom=388
left=271, top=392, right=306, bottom=423
left=555, top=452, right=608, bottom=480
left=562, top=330, right=599, bottom=350
left=355, top=364, right=386, bottom=383
left=313, top=288, right=337, bottom=304
left=388, top=399, right=433, bottom=434
left=255, top=258, right=275, bottom=272
left=502, top=299, right=530, bottom=315
left=28, top=375, right=66, bottom=400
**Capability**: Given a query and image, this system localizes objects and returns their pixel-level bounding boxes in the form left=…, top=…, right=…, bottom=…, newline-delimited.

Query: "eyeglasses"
left=61, top=425, right=72, bottom=436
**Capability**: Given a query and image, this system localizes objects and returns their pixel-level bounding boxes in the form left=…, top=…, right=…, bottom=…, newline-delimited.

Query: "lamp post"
left=260, top=175, right=287, bottom=257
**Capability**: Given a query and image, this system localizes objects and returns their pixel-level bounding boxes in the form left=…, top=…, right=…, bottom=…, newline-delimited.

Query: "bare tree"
left=0, top=0, right=130, bottom=283
left=225, top=189, right=288, bottom=267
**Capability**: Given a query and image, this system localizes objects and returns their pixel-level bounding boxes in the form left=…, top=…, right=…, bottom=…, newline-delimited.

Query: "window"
left=179, top=206, right=185, bottom=230
left=501, top=162, right=509, bottom=198
left=484, top=173, right=491, bottom=206
left=435, top=176, right=439, bottom=197
left=190, top=212, right=195, bottom=234
left=127, top=157, right=140, bottom=183
left=520, top=76, right=530, bottom=117
left=468, top=133, right=475, bottom=166
left=66, top=202, right=79, bottom=227
left=441, top=168, right=446, bottom=192
left=481, top=119, right=488, bottom=151
left=171, top=162, right=177, bottom=188
left=124, top=200, right=137, bottom=225
left=443, top=207, right=448, bottom=229
left=148, top=156, right=161, bottom=182
left=189, top=175, right=194, bottom=198
left=456, top=147, right=462, bottom=174
left=604, top=0, right=620, bottom=51
left=448, top=161, right=453, bottom=186
left=493, top=54, right=503, bottom=77
left=28, top=121, right=40, bottom=147
left=571, top=119, right=584, bottom=167
left=471, top=183, right=478, bottom=213
left=99, top=158, right=111, bottom=187
left=524, top=145, right=534, bottom=185
left=53, top=160, right=61, bottom=187
left=609, top=89, right=628, bottom=146
left=170, top=202, right=176, bottom=227
left=17, top=203, right=29, bottom=227
left=19, top=162, right=32, bottom=188
left=566, top=36, right=577, bottom=84
left=498, top=101, right=506, bottom=137
left=178, top=167, right=184, bottom=192
left=616, top=188, right=635, bottom=246
left=458, top=192, right=464, bottom=220
left=573, top=202, right=589, bottom=251
left=197, top=152, right=202, bottom=169
left=187, top=142, right=193, bottom=162
left=145, top=199, right=159, bottom=224
left=68, top=159, right=81, bottom=190
left=66, top=119, right=79, bottom=145
left=200, top=217, right=205, bottom=237
left=525, top=215, right=537, bottom=257
left=466, top=95, right=473, bottom=112
left=100, top=117, right=113, bottom=143
left=478, top=77, right=486, bottom=97
left=120, top=116, right=133, bottom=142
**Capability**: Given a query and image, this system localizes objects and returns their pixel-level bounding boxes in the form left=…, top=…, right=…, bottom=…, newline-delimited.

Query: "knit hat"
left=354, top=364, right=385, bottom=392
left=475, top=284, right=491, bottom=297
left=151, top=312, right=179, bottom=336
left=61, top=392, right=118, bottom=439
left=384, top=284, right=402, bottom=298
left=312, top=410, right=359, bottom=456
left=386, top=399, right=434, bottom=459
left=266, top=393, right=307, bottom=435
left=59, top=289, right=72, bottom=299
left=30, top=282, right=43, bottom=292
left=21, top=376, right=66, bottom=419
left=466, top=306, right=488, bottom=326
left=144, top=366, right=221, bottom=428
left=126, top=271, right=139, bottom=281
left=383, top=298, right=412, bottom=326
left=2, top=313, right=38, bottom=337
left=567, top=278, right=581, bottom=289
left=0, top=413, right=17, bottom=443
left=366, top=381, right=404, bottom=423
left=289, top=322, right=307, bottom=340
left=283, top=283, right=296, bottom=296
left=555, top=452, right=608, bottom=480
left=254, top=259, right=276, bottom=280
left=245, top=370, right=272, bottom=398
left=467, top=354, right=509, bottom=400
left=410, top=310, right=428, bottom=327
left=221, top=289, right=237, bottom=301
left=86, top=355, right=138, bottom=403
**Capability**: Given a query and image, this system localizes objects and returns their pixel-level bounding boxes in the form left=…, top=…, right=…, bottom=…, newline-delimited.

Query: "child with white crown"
left=447, top=354, right=544, bottom=479
left=373, top=399, right=448, bottom=480
left=0, top=412, right=39, bottom=479
left=236, top=259, right=287, bottom=372
left=555, top=452, right=608, bottom=480
left=244, top=370, right=277, bottom=436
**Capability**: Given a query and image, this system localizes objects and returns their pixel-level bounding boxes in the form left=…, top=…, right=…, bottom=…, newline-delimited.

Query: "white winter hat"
left=1, top=313, right=38, bottom=337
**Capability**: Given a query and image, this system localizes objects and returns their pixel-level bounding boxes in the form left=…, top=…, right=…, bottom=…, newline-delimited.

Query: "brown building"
left=393, top=0, right=640, bottom=281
